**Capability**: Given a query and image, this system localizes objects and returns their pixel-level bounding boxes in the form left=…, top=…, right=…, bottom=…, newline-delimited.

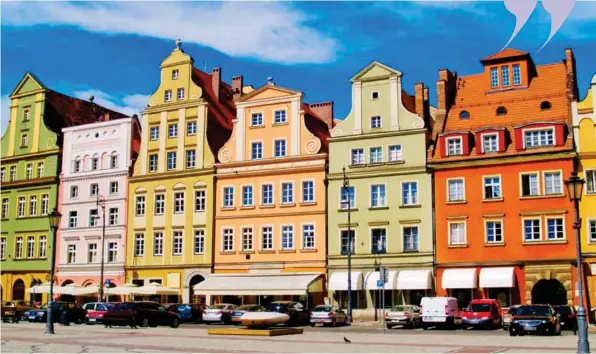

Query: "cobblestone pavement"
left=0, top=322, right=589, bottom=353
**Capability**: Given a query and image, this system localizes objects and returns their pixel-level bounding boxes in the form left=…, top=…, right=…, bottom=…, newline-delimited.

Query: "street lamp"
left=95, top=194, right=107, bottom=303
left=46, top=208, right=61, bottom=335
left=342, top=166, right=353, bottom=323
left=565, top=171, right=590, bottom=354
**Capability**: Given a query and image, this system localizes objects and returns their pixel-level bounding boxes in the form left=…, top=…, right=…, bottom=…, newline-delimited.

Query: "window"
left=110, top=181, right=119, bottom=195
left=149, top=154, right=158, bottom=172
left=87, top=243, right=97, bottom=263
left=69, top=186, right=78, bottom=199
left=194, top=190, right=205, bottom=212
left=446, top=137, right=462, bottom=156
left=340, top=230, right=355, bottom=255
left=524, top=219, right=541, bottom=241
left=21, top=134, right=28, bottom=147
left=460, top=111, right=470, bottom=120
left=74, top=159, right=82, bottom=172
left=483, top=176, right=501, bottom=199
left=448, top=179, right=465, bottom=201
left=37, top=162, right=44, bottom=177
left=174, top=192, right=185, bottom=213
left=282, top=183, right=293, bottom=204
left=482, top=134, right=498, bottom=153
left=0, top=238, right=5, bottom=259
left=540, top=101, right=552, bottom=110
left=302, top=181, right=314, bottom=203
left=89, top=209, right=98, bottom=227
left=371, top=116, right=382, bottom=129
left=486, top=221, right=503, bottom=243
left=282, top=225, right=294, bottom=250
left=449, top=222, right=466, bottom=245
left=150, top=127, right=159, bottom=140
left=91, top=157, right=99, bottom=171
left=23, top=109, right=30, bottom=122
left=389, top=145, right=402, bottom=162
left=525, top=129, right=554, bottom=148
left=371, top=229, right=386, bottom=254
left=1, top=198, right=8, bottom=219
left=351, top=149, right=364, bottom=165
left=223, top=187, right=234, bottom=208
left=168, top=124, right=178, bottom=138
left=172, top=69, right=179, bottom=80
left=27, top=236, right=35, bottom=258
left=173, top=231, right=183, bottom=255
left=41, top=194, right=49, bottom=215
left=274, top=139, right=286, bottom=158
left=29, top=196, right=37, bottom=216
left=496, top=106, right=507, bottom=116
left=261, top=227, right=273, bottom=250
left=135, top=233, right=144, bottom=256
left=223, top=228, right=234, bottom=251
left=372, top=91, right=379, bottom=100
left=177, top=88, right=185, bottom=100
left=165, top=90, right=172, bottom=102
left=186, top=150, right=196, bottom=168
left=274, top=110, right=287, bottom=124
left=589, top=220, right=596, bottom=243
left=303, top=224, right=315, bottom=249
left=242, top=186, right=253, bottom=206
left=0, top=167, right=5, bottom=182
left=340, top=186, right=355, bottom=209
left=154, top=232, right=164, bottom=256
left=194, top=230, right=205, bottom=254
left=38, top=236, right=46, bottom=258
left=371, top=184, right=386, bottom=207
left=17, top=197, right=26, bottom=217
left=90, top=183, right=99, bottom=197
left=109, top=207, right=118, bottom=225
left=513, top=64, right=521, bottom=85
left=10, top=166, right=16, bottom=181
left=167, top=152, right=177, bottom=170
left=26, top=164, right=33, bottom=179
left=262, top=184, right=273, bottom=205
left=402, top=182, right=418, bottom=205
left=251, top=113, right=263, bottom=127
left=136, top=196, right=145, bottom=216
left=544, top=171, right=562, bottom=195
left=242, top=227, right=253, bottom=251
left=403, top=227, right=419, bottom=252
left=521, top=173, right=539, bottom=196
left=251, top=142, right=263, bottom=160
left=501, top=66, right=510, bottom=87
left=67, top=244, right=76, bottom=263
left=68, top=211, right=78, bottom=228
left=490, top=67, right=499, bottom=88
left=15, top=237, right=23, bottom=259
left=588, top=170, right=596, bottom=194
left=547, top=218, right=565, bottom=240
left=108, top=242, right=117, bottom=262
left=187, top=121, right=197, bottom=135
left=370, top=147, right=382, bottom=163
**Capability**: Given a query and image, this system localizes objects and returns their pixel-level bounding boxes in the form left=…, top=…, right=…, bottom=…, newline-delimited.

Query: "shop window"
left=373, top=290, right=393, bottom=309
left=487, top=288, right=511, bottom=307
left=450, top=289, right=472, bottom=310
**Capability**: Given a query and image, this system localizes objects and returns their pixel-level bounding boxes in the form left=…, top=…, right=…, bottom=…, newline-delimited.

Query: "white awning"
left=397, top=270, right=433, bottom=290
left=442, top=268, right=477, bottom=289
left=328, top=272, right=363, bottom=291
left=479, top=267, right=515, bottom=288
left=193, top=273, right=323, bottom=296
left=364, top=271, right=398, bottom=290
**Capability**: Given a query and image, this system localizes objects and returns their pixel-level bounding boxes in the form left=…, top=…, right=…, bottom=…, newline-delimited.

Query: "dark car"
left=266, top=301, right=309, bottom=326
left=231, top=304, right=266, bottom=324
left=167, top=303, right=204, bottom=323
left=103, top=301, right=181, bottom=328
left=554, top=305, right=578, bottom=334
left=23, top=302, right=85, bottom=325
left=509, top=304, right=561, bottom=336
left=1, top=300, right=33, bottom=323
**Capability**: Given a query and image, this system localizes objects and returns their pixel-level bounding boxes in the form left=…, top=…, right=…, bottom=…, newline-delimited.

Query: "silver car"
left=310, top=305, right=347, bottom=327
left=385, top=305, right=422, bottom=329
left=202, top=304, right=235, bottom=324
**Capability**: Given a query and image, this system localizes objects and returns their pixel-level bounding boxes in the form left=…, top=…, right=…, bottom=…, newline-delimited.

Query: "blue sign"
left=105, top=279, right=110, bottom=285
left=376, top=280, right=384, bottom=288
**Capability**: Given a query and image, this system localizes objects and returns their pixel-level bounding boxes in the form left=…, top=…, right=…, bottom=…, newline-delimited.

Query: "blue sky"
left=1, top=1, right=595, bottom=135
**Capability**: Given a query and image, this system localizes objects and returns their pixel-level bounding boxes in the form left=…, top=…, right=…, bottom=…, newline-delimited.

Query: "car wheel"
left=140, top=318, right=149, bottom=327
left=171, top=318, right=180, bottom=328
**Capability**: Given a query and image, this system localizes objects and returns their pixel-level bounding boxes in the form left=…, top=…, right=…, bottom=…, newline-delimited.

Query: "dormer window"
left=165, top=90, right=172, bottom=102
left=23, top=109, right=30, bottom=122
left=482, top=133, right=499, bottom=153
left=172, top=70, right=179, bottom=80
left=513, top=64, right=521, bottom=85
left=371, top=116, right=382, bottom=129
left=501, top=66, right=510, bottom=87
left=446, top=137, right=463, bottom=156
left=496, top=106, right=507, bottom=116
left=459, top=111, right=470, bottom=120
left=490, top=67, right=499, bottom=88
left=372, top=92, right=379, bottom=100
left=540, top=101, right=552, bottom=110
left=177, top=88, right=185, bottom=100
left=524, top=128, right=554, bottom=148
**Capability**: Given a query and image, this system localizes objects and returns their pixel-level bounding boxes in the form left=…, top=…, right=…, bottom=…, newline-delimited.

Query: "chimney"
left=433, top=68, right=456, bottom=141
left=232, top=75, right=243, bottom=101
left=308, top=102, right=334, bottom=129
left=564, top=48, right=577, bottom=100
left=212, top=67, right=221, bottom=100
left=415, top=83, right=425, bottom=118
left=423, top=87, right=429, bottom=102
left=436, top=80, right=447, bottom=111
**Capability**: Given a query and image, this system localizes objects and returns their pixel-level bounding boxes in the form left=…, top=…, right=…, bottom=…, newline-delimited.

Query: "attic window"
left=172, top=70, right=179, bottom=80
left=496, top=106, right=507, bottom=116
left=540, top=101, right=552, bottom=110
left=459, top=111, right=470, bottom=120
left=372, top=92, right=379, bottom=100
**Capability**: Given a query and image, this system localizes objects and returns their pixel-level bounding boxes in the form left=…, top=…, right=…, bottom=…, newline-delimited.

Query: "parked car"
left=385, top=305, right=421, bottom=329
left=231, top=304, right=266, bottom=324
left=462, top=299, right=502, bottom=329
left=167, top=303, right=204, bottom=323
left=420, top=297, right=462, bottom=329
left=202, top=304, right=236, bottom=324
left=502, top=305, right=520, bottom=330
left=103, top=301, right=181, bottom=328
left=509, top=304, right=561, bottom=336
left=1, top=300, right=33, bottom=323
left=266, top=301, right=310, bottom=326
left=310, top=305, right=347, bottom=327
left=24, top=302, right=86, bottom=324
left=83, top=303, right=116, bottom=324
left=554, top=305, right=578, bottom=334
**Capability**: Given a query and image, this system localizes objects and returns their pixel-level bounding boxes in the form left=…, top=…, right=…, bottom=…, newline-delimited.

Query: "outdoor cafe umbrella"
left=60, top=284, right=99, bottom=296
left=25, top=282, right=64, bottom=294
left=130, top=282, right=178, bottom=295
left=104, top=283, right=139, bottom=296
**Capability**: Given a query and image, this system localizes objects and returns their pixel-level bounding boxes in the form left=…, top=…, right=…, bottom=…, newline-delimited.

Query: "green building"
left=326, top=62, right=434, bottom=320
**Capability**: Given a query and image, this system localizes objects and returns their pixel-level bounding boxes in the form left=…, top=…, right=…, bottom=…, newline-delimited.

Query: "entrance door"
left=12, top=279, right=25, bottom=300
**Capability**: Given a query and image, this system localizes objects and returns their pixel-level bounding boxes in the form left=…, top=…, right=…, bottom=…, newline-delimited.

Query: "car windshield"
left=507, top=307, right=519, bottom=315
left=209, top=304, right=227, bottom=310
left=391, top=305, right=412, bottom=312
left=97, top=304, right=114, bottom=311
left=516, top=306, right=551, bottom=316
left=313, top=306, right=332, bottom=312
left=468, top=304, right=491, bottom=312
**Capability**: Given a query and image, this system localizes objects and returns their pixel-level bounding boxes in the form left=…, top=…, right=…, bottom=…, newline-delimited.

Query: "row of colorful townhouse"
left=1, top=42, right=595, bottom=321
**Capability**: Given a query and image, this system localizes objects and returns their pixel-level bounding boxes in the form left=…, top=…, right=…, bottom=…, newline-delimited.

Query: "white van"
left=420, top=297, right=462, bottom=329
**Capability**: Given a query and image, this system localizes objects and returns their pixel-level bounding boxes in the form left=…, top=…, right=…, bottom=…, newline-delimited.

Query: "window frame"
left=370, top=116, right=382, bottom=129
left=222, top=228, right=234, bottom=252
left=149, top=154, right=158, bottom=172
left=388, top=145, right=403, bottom=162
left=274, top=110, right=287, bottom=124
left=242, top=185, right=254, bottom=207
left=172, top=231, right=183, bottom=256
left=174, top=192, right=185, bottom=214
left=351, top=148, right=365, bottom=165
left=446, top=137, right=463, bottom=156
left=261, top=183, right=274, bottom=206
left=522, top=217, right=542, bottom=242
left=520, top=172, right=540, bottom=197
left=194, top=190, right=206, bottom=212
left=369, top=146, right=383, bottom=164
left=370, top=227, right=387, bottom=254
left=261, top=225, right=274, bottom=251
left=194, top=229, right=205, bottom=255
left=168, top=123, right=178, bottom=138
left=586, top=170, right=596, bottom=194
left=274, top=139, right=287, bottom=158
left=448, top=220, right=467, bottom=245
left=187, top=121, right=197, bottom=136
left=150, top=126, right=159, bottom=140
left=401, top=181, right=419, bottom=206
left=481, top=133, right=499, bottom=153
left=223, top=186, right=235, bottom=208
left=512, top=64, right=521, bottom=85
left=340, top=185, right=356, bottom=210
left=446, top=178, right=465, bottom=202
left=251, top=141, right=263, bottom=160
left=251, top=112, right=264, bottom=127
left=134, top=233, right=145, bottom=257
left=301, top=180, right=315, bottom=203
left=302, top=223, right=316, bottom=249
left=167, top=151, right=177, bottom=170
left=542, top=170, right=563, bottom=196
left=546, top=216, right=566, bottom=240
left=501, top=65, right=510, bottom=87
left=485, top=219, right=504, bottom=244
left=281, top=182, right=294, bottom=205
left=483, top=175, right=502, bottom=200
left=402, top=226, right=419, bottom=252
left=490, top=66, right=499, bottom=88
left=281, top=224, right=295, bottom=250
left=370, top=183, right=387, bottom=208
left=154, top=194, right=165, bottom=215
left=242, top=226, right=254, bottom=251
left=523, top=127, right=555, bottom=148
left=340, top=229, right=355, bottom=255
left=588, top=219, right=596, bottom=244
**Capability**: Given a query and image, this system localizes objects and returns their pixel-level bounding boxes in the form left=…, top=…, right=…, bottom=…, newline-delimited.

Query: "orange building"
left=194, top=79, right=333, bottom=307
left=429, top=49, right=580, bottom=309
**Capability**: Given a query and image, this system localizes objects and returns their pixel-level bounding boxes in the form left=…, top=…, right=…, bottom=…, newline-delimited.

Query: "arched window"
left=91, top=155, right=100, bottom=171
left=459, top=111, right=470, bottom=120
left=540, top=101, right=552, bottom=110
left=496, top=106, right=507, bottom=116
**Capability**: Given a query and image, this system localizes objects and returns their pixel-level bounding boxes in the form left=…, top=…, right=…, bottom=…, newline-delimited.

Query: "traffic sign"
left=105, top=279, right=110, bottom=285
left=376, top=279, right=384, bottom=288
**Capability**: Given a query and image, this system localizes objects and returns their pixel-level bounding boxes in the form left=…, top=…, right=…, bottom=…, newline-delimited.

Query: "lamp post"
left=565, top=171, right=590, bottom=354
left=46, top=208, right=62, bottom=335
left=95, top=194, right=107, bottom=303
left=342, top=167, right=353, bottom=323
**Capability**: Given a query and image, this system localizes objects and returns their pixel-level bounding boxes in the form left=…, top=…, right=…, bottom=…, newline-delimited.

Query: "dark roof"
left=191, top=68, right=235, bottom=130
left=302, top=103, right=331, bottom=153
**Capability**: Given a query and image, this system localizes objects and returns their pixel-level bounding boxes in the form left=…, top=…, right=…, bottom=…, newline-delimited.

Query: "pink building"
left=56, top=111, right=140, bottom=300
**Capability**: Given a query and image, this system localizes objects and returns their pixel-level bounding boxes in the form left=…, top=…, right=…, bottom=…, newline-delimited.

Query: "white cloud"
left=72, top=90, right=149, bottom=118
left=1, top=1, right=338, bottom=64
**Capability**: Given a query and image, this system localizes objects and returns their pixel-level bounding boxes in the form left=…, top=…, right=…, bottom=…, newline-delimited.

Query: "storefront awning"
left=479, top=267, right=515, bottom=288
left=364, top=271, right=398, bottom=290
left=328, top=272, right=363, bottom=291
left=193, top=273, right=323, bottom=296
left=397, top=270, right=433, bottom=290
left=442, top=268, right=477, bottom=289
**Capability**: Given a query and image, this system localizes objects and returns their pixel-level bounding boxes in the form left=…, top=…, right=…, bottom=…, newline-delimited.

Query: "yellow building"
left=573, top=73, right=596, bottom=310
left=126, top=40, right=237, bottom=303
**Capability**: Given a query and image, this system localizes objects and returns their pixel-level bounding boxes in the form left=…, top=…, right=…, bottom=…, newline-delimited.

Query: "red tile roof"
left=481, top=48, right=529, bottom=62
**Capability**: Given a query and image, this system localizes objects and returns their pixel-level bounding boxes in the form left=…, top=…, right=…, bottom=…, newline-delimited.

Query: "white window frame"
left=172, top=69, right=179, bottom=80
left=67, top=244, right=76, bottom=264
left=17, top=197, right=26, bottom=218
left=302, top=224, right=316, bottom=250
left=522, top=218, right=542, bottom=242
left=108, top=207, right=118, bottom=226
left=388, top=145, right=402, bottom=162
left=154, top=232, right=164, bottom=256
left=543, top=170, right=563, bottom=195
left=68, top=210, right=78, bottom=228
left=168, top=123, right=178, bottom=138
left=223, top=186, right=235, bottom=208
left=485, top=219, right=504, bottom=244
left=222, top=228, right=234, bottom=252
left=88, top=243, right=98, bottom=263
left=513, top=64, right=521, bottom=85
left=371, top=227, right=387, bottom=254
left=401, top=181, right=418, bottom=206
left=110, top=181, right=119, bottom=195
left=261, top=225, right=274, bottom=250
left=370, top=116, right=382, bottom=129
left=194, top=190, right=206, bottom=212
left=281, top=182, right=294, bottom=205
left=301, top=180, right=315, bottom=203
left=149, top=154, right=158, bottom=172
left=340, top=229, right=355, bottom=255
left=186, top=149, right=196, bottom=169
left=370, top=184, right=387, bottom=208
left=351, top=148, right=364, bottom=165
left=588, top=219, right=596, bottom=244
left=177, top=88, right=185, bottom=100
left=172, top=231, right=183, bottom=256
left=167, top=151, right=177, bottom=170
left=135, top=196, right=145, bottom=216
left=447, top=178, right=465, bottom=202
left=174, top=192, right=185, bottom=214
left=490, top=66, right=499, bottom=88
left=586, top=170, right=596, bottom=194
left=402, top=225, right=419, bottom=252
left=281, top=224, right=294, bottom=250
left=340, top=185, right=356, bottom=210
left=187, top=121, right=197, bottom=136
left=134, top=233, right=145, bottom=257
left=369, top=146, right=383, bottom=163
left=523, top=127, right=555, bottom=148
left=70, top=185, right=79, bottom=199
left=483, top=175, right=502, bottom=200
left=446, top=137, right=463, bottom=156
left=251, top=112, right=264, bottom=127
left=501, top=65, right=510, bottom=87
left=274, top=139, right=287, bottom=158
left=242, top=227, right=254, bottom=251
left=29, top=196, right=37, bottom=216
left=150, top=126, right=159, bottom=140
left=481, top=133, right=499, bottom=153
left=165, top=89, right=172, bottom=102
left=154, top=194, right=165, bottom=215
left=546, top=216, right=566, bottom=240
left=38, top=235, right=46, bottom=258
left=242, top=185, right=254, bottom=207
left=194, top=229, right=205, bottom=255
left=448, top=221, right=467, bottom=245
left=520, top=172, right=540, bottom=197
left=251, top=141, right=263, bottom=160
left=261, top=184, right=274, bottom=206
left=274, top=110, right=287, bottom=124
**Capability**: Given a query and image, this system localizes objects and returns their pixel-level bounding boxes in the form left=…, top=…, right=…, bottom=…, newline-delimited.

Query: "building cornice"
left=1, top=149, right=60, bottom=163
left=328, top=166, right=428, bottom=181
left=429, top=151, right=576, bottom=170
left=142, top=99, right=208, bottom=115
left=328, top=128, right=426, bottom=143
left=216, top=209, right=325, bottom=220
left=61, top=171, right=129, bottom=182
left=1, top=176, right=58, bottom=190
left=130, top=167, right=215, bottom=183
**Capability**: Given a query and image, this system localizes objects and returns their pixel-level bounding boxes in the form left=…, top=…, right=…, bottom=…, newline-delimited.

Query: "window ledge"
left=367, top=162, right=385, bottom=167
left=300, top=201, right=317, bottom=206
left=371, top=251, right=387, bottom=255
left=349, top=164, right=367, bottom=169
left=403, top=249, right=419, bottom=253
left=300, top=248, right=318, bottom=253
left=386, top=160, right=405, bottom=165
left=447, top=200, right=467, bottom=205
left=338, top=208, right=358, bottom=212
left=520, top=194, right=565, bottom=200
left=448, top=244, right=468, bottom=248
left=400, top=204, right=421, bottom=209
left=260, top=204, right=275, bottom=209
left=240, top=206, right=255, bottom=210
left=369, top=206, right=389, bottom=210
left=249, top=125, right=265, bottom=129
left=585, top=192, right=596, bottom=196
left=239, top=250, right=255, bottom=254
left=280, top=203, right=296, bottom=208
left=522, top=240, right=567, bottom=246
left=485, top=242, right=506, bottom=247
left=279, top=249, right=296, bottom=253
left=219, top=251, right=237, bottom=255
left=221, top=207, right=236, bottom=211
left=259, top=250, right=275, bottom=254
left=272, top=121, right=289, bottom=126
left=482, top=198, right=504, bottom=203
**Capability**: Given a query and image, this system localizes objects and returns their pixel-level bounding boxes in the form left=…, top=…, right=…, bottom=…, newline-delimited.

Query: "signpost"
left=378, top=266, right=388, bottom=334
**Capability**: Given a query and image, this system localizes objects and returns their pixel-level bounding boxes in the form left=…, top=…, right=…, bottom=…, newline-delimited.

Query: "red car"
left=462, top=299, right=502, bottom=329
left=84, top=303, right=117, bottom=325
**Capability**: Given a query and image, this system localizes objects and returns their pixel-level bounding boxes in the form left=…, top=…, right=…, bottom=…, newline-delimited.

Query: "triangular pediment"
left=239, top=84, right=300, bottom=102
left=350, top=61, right=402, bottom=82
left=10, top=72, right=46, bottom=97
